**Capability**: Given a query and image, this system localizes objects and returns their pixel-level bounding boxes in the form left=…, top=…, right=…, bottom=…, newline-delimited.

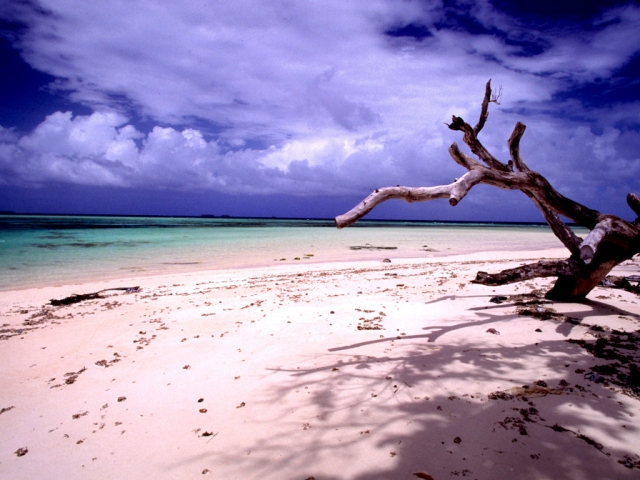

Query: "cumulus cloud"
left=0, top=0, right=639, bottom=215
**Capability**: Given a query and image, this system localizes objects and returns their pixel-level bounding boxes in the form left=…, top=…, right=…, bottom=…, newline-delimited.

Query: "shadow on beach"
left=197, top=294, right=640, bottom=479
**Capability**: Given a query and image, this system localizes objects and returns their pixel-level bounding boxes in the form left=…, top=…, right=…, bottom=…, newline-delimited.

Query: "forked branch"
left=335, top=80, right=640, bottom=301
left=335, top=170, right=483, bottom=229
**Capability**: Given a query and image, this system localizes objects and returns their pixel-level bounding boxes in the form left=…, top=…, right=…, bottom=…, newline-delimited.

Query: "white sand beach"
left=1, top=249, right=640, bottom=479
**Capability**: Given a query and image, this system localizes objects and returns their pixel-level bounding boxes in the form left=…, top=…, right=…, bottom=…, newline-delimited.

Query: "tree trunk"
left=335, top=80, right=640, bottom=301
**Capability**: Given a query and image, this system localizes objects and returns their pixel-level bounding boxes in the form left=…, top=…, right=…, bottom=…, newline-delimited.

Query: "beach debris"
left=568, top=327, right=640, bottom=398
left=14, top=447, right=28, bottom=457
left=389, top=451, right=397, bottom=457
left=510, top=384, right=562, bottom=398
left=72, top=411, right=88, bottom=419
left=95, top=358, right=120, bottom=368
left=202, top=469, right=211, bottom=474
left=549, top=424, right=607, bottom=455
left=63, top=367, right=86, bottom=385
left=512, top=298, right=562, bottom=320
left=357, top=314, right=384, bottom=330
left=453, top=436, right=462, bottom=444
left=486, top=328, right=500, bottom=335
left=488, top=391, right=514, bottom=401
left=236, top=402, right=246, bottom=408
left=350, top=245, right=397, bottom=250
left=49, top=287, right=140, bottom=306
left=21, top=308, right=70, bottom=328
left=117, top=396, right=127, bottom=402
left=498, top=415, right=529, bottom=436
left=450, top=470, right=472, bottom=477
left=0, top=325, right=33, bottom=341
left=382, top=258, right=391, bottom=263
left=619, top=454, right=640, bottom=469
left=599, top=275, right=640, bottom=295
left=489, top=296, right=508, bottom=304
left=0, top=406, right=15, bottom=415
left=489, top=383, right=562, bottom=400
left=584, top=372, right=603, bottom=383
left=201, top=431, right=216, bottom=438
left=198, top=398, right=204, bottom=403
left=413, top=473, right=434, bottom=480
left=199, top=408, right=208, bottom=413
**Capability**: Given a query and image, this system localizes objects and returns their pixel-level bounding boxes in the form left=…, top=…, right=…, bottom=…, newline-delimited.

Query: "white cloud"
left=0, top=0, right=639, bottom=214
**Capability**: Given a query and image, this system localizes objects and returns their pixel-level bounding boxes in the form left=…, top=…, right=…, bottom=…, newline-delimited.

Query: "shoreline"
left=1, top=250, right=639, bottom=479
left=1, top=217, right=584, bottom=293
left=1, top=247, right=571, bottom=293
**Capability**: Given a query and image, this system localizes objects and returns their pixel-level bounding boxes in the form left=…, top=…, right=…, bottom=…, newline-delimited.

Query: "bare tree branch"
left=336, top=80, right=640, bottom=300
left=474, top=80, right=502, bottom=136
left=335, top=170, right=484, bottom=229
left=526, top=195, right=582, bottom=255
left=448, top=115, right=510, bottom=172
left=474, top=80, right=493, bottom=136
left=580, top=219, right=610, bottom=264
left=508, top=122, right=529, bottom=172
left=628, top=193, right=640, bottom=222
left=448, top=143, right=480, bottom=169
left=472, top=259, right=578, bottom=286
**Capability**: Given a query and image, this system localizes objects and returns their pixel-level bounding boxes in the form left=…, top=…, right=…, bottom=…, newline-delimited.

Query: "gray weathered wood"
left=335, top=81, right=640, bottom=301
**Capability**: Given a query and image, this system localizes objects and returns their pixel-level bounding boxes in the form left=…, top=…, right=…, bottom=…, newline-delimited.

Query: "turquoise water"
left=0, top=215, right=584, bottom=290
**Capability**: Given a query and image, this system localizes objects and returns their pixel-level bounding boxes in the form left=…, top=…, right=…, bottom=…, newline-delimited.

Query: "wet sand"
left=1, top=249, right=640, bottom=479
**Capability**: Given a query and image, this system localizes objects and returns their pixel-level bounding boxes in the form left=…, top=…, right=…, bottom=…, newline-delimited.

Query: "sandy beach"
left=1, top=249, right=640, bottom=479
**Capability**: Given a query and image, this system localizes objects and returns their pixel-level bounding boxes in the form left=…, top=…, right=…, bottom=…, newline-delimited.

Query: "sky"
left=0, top=0, right=639, bottom=221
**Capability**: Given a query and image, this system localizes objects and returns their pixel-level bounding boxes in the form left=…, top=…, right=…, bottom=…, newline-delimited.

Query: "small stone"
left=15, top=447, right=28, bottom=457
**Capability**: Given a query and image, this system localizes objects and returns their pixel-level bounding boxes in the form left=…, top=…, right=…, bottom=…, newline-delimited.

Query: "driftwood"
left=50, top=287, right=140, bottom=306
left=335, top=81, right=640, bottom=301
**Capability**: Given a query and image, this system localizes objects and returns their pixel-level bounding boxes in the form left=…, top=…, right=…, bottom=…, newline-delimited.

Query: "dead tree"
left=335, top=81, right=640, bottom=301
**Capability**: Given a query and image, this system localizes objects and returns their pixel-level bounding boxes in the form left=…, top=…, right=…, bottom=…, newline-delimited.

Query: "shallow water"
left=0, top=215, right=585, bottom=290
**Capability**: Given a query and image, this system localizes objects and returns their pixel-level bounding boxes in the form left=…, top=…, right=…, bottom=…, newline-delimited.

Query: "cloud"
left=0, top=0, right=639, bottom=216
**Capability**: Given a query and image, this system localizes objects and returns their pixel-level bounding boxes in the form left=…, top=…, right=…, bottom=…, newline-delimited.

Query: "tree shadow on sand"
left=190, top=294, right=640, bottom=479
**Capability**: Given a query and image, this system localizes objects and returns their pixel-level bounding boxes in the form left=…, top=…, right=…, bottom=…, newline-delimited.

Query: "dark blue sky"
left=1, top=0, right=639, bottom=221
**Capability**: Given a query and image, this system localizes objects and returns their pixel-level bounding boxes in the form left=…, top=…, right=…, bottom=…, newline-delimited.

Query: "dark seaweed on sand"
left=50, top=287, right=140, bottom=306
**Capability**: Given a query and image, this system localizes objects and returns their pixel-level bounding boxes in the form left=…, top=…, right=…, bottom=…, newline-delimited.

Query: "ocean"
left=0, top=215, right=583, bottom=290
